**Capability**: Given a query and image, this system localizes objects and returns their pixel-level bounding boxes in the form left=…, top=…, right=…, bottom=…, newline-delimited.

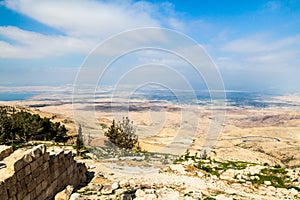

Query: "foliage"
left=76, top=124, right=84, bottom=156
left=248, top=166, right=297, bottom=189
left=0, top=105, right=68, bottom=145
left=174, top=150, right=300, bottom=191
left=104, top=117, right=139, bottom=150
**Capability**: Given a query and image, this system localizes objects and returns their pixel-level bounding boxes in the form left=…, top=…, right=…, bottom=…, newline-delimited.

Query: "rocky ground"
left=68, top=150, right=299, bottom=200
left=1, top=93, right=300, bottom=199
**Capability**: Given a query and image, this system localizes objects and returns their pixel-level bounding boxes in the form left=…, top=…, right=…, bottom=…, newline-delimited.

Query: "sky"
left=0, top=0, right=300, bottom=94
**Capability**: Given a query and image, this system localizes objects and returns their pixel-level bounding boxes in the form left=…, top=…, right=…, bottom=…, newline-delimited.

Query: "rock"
left=215, top=194, right=231, bottom=200
left=289, top=188, right=298, bottom=196
left=54, top=185, right=74, bottom=200
left=220, top=169, right=236, bottom=181
left=0, top=145, right=13, bottom=160
left=129, top=179, right=136, bottom=187
left=144, top=189, right=155, bottom=194
left=121, top=193, right=135, bottom=200
left=135, top=189, right=146, bottom=197
left=183, top=159, right=194, bottom=165
left=220, top=174, right=233, bottom=181
left=135, top=189, right=157, bottom=200
left=266, top=187, right=276, bottom=197
left=248, top=165, right=265, bottom=175
left=119, top=180, right=129, bottom=188
left=156, top=188, right=179, bottom=200
left=69, top=193, right=80, bottom=200
left=170, top=164, right=186, bottom=174
left=264, top=181, right=272, bottom=186
left=236, top=174, right=242, bottom=179
left=191, top=191, right=202, bottom=198
left=88, top=165, right=96, bottom=169
left=87, top=183, right=103, bottom=191
left=101, top=185, right=113, bottom=195
left=246, top=181, right=252, bottom=185
left=111, top=182, right=119, bottom=190
left=196, top=171, right=205, bottom=177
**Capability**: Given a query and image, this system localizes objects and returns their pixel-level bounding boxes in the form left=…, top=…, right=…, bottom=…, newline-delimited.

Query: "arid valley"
left=1, top=91, right=299, bottom=199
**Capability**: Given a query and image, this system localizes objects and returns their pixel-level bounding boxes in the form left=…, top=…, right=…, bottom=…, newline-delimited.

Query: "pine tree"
left=104, top=117, right=139, bottom=150
left=76, top=124, right=84, bottom=156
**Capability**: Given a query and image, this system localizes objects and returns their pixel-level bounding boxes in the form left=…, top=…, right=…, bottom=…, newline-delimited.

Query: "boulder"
left=54, top=185, right=74, bottom=200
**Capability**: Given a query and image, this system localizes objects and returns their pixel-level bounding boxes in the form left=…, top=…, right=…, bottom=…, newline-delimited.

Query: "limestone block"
left=23, top=193, right=31, bottom=200
left=54, top=185, right=74, bottom=200
left=0, top=145, right=13, bottom=160
left=30, top=160, right=39, bottom=172
left=35, top=182, right=43, bottom=197
left=24, top=164, right=31, bottom=176
left=5, top=175, right=16, bottom=185
left=7, top=184, right=17, bottom=197
left=36, top=156, right=44, bottom=167
left=2, top=190, right=8, bottom=200
left=24, top=174, right=32, bottom=185
left=43, top=152, right=50, bottom=162
left=41, top=180, right=48, bottom=191
left=27, top=177, right=37, bottom=192
left=16, top=168, right=26, bottom=181
left=30, top=190, right=36, bottom=199
left=23, top=152, right=33, bottom=163
left=32, top=166, right=42, bottom=179
left=13, top=159, right=26, bottom=172
left=31, top=145, right=46, bottom=158
left=36, top=171, right=47, bottom=184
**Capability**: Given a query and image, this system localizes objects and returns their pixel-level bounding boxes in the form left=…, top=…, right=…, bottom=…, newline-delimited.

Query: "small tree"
left=104, top=117, right=139, bottom=150
left=76, top=124, right=84, bottom=156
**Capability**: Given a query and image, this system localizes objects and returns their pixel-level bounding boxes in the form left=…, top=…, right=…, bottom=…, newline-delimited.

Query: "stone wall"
left=0, top=145, right=87, bottom=200
left=0, top=145, right=13, bottom=161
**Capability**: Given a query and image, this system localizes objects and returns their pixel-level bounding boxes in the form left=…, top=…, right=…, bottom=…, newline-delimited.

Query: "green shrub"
left=104, top=117, right=139, bottom=150
left=0, top=106, right=68, bottom=145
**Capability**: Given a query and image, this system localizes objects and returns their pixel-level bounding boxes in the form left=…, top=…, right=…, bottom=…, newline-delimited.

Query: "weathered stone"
left=54, top=185, right=74, bottom=200
left=264, top=181, right=272, bottom=186
left=135, top=189, right=146, bottom=197
left=23, top=193, right=31, bottom=200
left=119, top=180, right=129, bottom=187
left=101, top=184, right=113, bottom=195
left=197, top=171, right=205, bottom=177
left=170, top=164, right=186, bottom=174
left=14, top=159, right=26, bottom=172
left=31, top=145, right=44, bottom=158
left=0, top=145, right=13, bottom=160
left=156, top=188, right=179, bottom=200
left=112, top=182, right=119, bottom=190
left=289, top=188, right=298, bottom=196
left=69, top=193, right=81, bottom=200
left=129, top=179, right=137, bottom=187
left=87, top=183, right=103, bottom=191
left=0, top=145, right=87, bottom=200
left=236, top=174, right=242, bottom=179
left=215, top=194, right=232, bottom=200
left=88, top=165, right=96, bottom=169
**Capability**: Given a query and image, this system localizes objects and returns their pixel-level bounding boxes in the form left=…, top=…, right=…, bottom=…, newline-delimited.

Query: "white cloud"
left=222, top=34, right=300, bottom=53
left=1, top=0, right=188, bottom=58
left=218, top=35, right=300, bottom=70
left=0, top=26, right=92, bottom=58
left=4, top=0, right=161, bottom=38
left=263, top=1, right=281, bottom=11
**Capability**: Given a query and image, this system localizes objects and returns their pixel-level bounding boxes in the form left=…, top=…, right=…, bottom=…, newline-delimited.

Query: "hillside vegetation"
left=0, top=105, right=68, bottom=145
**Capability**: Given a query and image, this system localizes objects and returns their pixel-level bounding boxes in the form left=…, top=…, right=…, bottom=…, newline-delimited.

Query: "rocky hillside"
left=70, top=150, right=300, bottom=200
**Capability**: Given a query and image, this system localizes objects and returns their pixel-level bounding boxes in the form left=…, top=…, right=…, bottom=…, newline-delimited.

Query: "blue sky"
left=0, top=0, right=300, bottom=93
